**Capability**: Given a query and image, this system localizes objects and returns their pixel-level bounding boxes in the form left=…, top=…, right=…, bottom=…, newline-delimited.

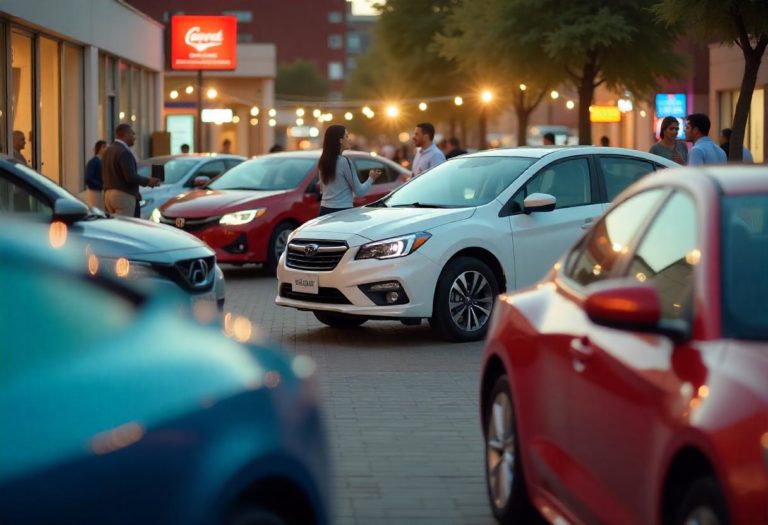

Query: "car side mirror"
left=193, top=175, right=211, bottom=188
left=523, top=192, right=556, bottom=213
left=584, top=280, right=689, bottom=341
left=54, top=198, right=89, bottom=222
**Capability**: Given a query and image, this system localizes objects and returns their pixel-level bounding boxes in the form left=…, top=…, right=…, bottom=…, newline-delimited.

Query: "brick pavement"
left=223, top=266, right=496, bottom=525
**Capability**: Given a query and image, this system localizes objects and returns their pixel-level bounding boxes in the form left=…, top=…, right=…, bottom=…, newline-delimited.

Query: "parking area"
left=223, top=266, right=495, bottom=525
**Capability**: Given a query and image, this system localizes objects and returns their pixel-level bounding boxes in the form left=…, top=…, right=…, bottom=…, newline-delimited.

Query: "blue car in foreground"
left=0, top=227, right=330, bottom=525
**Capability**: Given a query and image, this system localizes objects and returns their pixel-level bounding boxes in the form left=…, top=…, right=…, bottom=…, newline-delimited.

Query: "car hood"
left=70, top=215, right=213, bottom=259
left=160, top=189, right=289, bottom=218
left=295, top=206, right=475, bottom=243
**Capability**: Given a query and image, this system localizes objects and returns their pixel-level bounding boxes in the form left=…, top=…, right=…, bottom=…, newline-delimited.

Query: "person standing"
left=411, top=123, right=445, bottom=176
left=718, top=128, right=754, bottom=163
left=220, top=138, right=232, bottom=154
left=180, top=143, right=190, bottom=154
left=599, top=135, right=610, bottom=147
left=84, top=140, right=107, bottom=208
left=12, top=131, right=27, bottom=165
left=649, top=116, right=688, bottom=165
left=685, top=113, right=726, bottom=166
left=542, top=132, right=556, bottom=146
left=445, top=137, right=467, bottom=159
left=317, top=124, right=381, bottom=217
left=102, top=123, right=161, bottom=217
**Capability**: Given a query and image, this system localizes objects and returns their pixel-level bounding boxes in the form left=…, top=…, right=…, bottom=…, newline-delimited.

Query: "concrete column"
left=83, top=46, right=99, bottom=162
left=260, top=78, right=275, bottom=154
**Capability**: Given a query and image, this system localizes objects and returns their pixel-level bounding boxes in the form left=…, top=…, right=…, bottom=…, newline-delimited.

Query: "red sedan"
left=480, top=166, right=768, bottom=525
left=151, top=150, right=409, bottom=272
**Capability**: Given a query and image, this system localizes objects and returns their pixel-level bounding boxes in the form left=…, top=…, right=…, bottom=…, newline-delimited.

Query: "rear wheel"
left=313, top=311, right=367, bottom=328
left=431, top=257, right=498, bottom=341
left=485, top=375, right=539, bottom=524
left=674, top=477, right=728, bottom=525
left=266, top=222, right=294, bottom=274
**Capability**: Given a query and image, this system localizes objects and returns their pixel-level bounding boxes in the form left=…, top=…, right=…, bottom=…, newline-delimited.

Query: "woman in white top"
left=649, top=116, right=688, bottom=165
left=318, top=125, right=381, bottom=216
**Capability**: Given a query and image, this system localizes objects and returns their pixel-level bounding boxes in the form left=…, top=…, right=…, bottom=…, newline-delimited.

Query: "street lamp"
left=479, top=90, right=493, bottom=150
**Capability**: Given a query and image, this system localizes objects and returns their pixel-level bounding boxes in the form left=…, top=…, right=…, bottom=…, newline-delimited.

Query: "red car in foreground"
left=480, top=166, right=768, bottom=525
left=152, top=150, right=409, bottom=272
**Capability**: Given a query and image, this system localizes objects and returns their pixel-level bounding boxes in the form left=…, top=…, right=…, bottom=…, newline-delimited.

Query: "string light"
left=268, top=108, right=277, bottom=117
left=169, top=90, right=179, bottom=99
left=207, top=88, right=218, bottom=99
left=250, top=106, right=260, bottom=116
left=296, top=108, right=305, bottom=117
left=566, top=100, right=575, bottom=110
left=454, top=96, right=463, bottom=106
left=481, top=90, right=493, bottom=103
left=418, top=102, right=427, bottom=111
left=519, top=84, right=527, bottom=91
left=344, top=112, right=353, bottom=120
left=185, top=85, right=194, bottom=94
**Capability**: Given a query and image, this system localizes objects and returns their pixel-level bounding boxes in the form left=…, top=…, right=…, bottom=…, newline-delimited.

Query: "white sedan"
left=275, top=147, right=676, bottom=341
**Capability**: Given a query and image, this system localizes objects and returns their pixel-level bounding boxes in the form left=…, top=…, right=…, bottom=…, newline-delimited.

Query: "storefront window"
left=10, top=31, right=33, bottom=167
left=39, top=36, right=60, bottom=183
left=119, top=60, right=130, bottom=127
left=62, top=43, right=83, bottom=192
left=0, top=24, right=6, bottom=155
left=131, top=65, right=141, bottom=155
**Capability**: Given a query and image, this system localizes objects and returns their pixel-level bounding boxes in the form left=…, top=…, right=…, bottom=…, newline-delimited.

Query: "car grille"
left=159, top=214, right=221, bottom=232
left=286, top=240, right=348, bottom=271
left=153, top=255, right=216, bottom=292
left=279, top=283, right=351, bottom=304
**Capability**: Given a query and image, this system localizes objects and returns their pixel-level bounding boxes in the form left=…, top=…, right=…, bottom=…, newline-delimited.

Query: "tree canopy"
left=275, top=60, right=329, bottom=99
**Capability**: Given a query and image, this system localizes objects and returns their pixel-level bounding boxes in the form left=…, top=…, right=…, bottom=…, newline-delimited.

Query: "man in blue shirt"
left=686, top=113, right=726, bottom=166
left=84, top=140, right=107, bottom=208
left=411, top=122, right=446, bottom=177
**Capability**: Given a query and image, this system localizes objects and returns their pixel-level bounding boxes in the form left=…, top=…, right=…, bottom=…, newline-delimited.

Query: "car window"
left=224, top=159, right=243, bottom=170
left=209, top=157, right=316, bottom=191
left=195, top=160, right=227, bottom=180
left=2, top=262, right=137, bottom=380
left=0, top=172, right=52, bottom=218
left=720, top=194, right=768, bottom=339
left=624, top=192, right=698, bottom=320
left=565, top=189, right=667, bottom=286
left=138, top=158, right=198, bottom=184
left=599, top=156, right=655, bottom=201
left=353, top=158, right=396, bottom=184
left=510, top=158, right=591, bottom=214
left=384, top=156, right=534, bottom=208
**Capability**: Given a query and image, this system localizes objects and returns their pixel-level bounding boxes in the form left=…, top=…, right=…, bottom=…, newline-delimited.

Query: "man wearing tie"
left=102, top=123, right=160, bottom=217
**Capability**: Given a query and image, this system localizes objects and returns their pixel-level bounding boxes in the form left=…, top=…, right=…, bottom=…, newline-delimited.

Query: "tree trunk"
left=577, top=57, right=599, bottom=145
left=730, top=35, right=767, bottom=162
left=516, top=106, right=530, bottom=147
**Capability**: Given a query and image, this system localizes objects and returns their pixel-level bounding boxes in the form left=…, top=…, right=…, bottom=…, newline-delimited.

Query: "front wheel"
left=313, top=311, right=367, bottom=328
left=673, top=477, right=728, bottom=525
left=431, top=257, right=499, bottom=342
left=266, top=222, right=294, bottom=274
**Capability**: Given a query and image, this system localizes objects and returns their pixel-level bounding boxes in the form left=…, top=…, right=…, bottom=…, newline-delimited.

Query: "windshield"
left=721, top=194, right=768, bottom=339
left=209, top=157, right=316, bottom=191
left=15, top=163, right=76, bottom=201
left=383, top=156, right=535, bottom=208
left=138, top=158, right=198, bottom=185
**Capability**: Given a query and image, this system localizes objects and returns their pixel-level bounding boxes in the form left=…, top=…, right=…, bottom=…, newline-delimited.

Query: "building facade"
left=0, top=0, right=164, bottom=193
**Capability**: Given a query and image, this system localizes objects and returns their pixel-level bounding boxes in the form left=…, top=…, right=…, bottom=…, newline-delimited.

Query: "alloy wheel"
left=448, top=270, right=493, bottom=332
left=487, top=389, right=515, bottom=510
left=274, top=228, right=292, bottom=261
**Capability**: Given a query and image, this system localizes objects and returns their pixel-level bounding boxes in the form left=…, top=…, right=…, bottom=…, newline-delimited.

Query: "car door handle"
left=570, top=336, right=593, bottom=360
left=581, top=217, right=595, bottom=230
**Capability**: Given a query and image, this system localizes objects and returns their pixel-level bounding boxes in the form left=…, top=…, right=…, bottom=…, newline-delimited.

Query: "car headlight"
left=355, top=232, right=431, bottom=260
left=97, top=257, right=157, bottom=280
left=150, top=208, right=162, bottom=223
left=219, top=208, right=267, bottom=226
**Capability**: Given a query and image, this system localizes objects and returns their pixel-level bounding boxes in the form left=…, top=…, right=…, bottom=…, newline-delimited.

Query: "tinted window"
left=566, top=189, right=666, bottom=286
left=384, top=156, right=534, bottom=208
left=138, top=158, right=198, bottom=184
left=624, top=192, right=697, bottom=320
left=599, top=156, right=655, bottom=201
left=0, top=172, right=52, bottom=218
left=510, top=158, right=591, bottom=213
left=721, top=194, right=768, bottom=339
left=209, top=157, right=316, bottom=191
left=353, top=158, right=396, bottom=184
left=195, top=160, right=227, bottom=180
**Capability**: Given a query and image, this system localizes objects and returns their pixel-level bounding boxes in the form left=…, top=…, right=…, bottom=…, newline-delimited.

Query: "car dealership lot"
left=224, top=266, right=496, bottom=525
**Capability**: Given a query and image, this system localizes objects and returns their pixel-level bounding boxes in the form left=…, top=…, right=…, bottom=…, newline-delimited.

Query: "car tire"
left=266, top=222, right=294, bottom=274
left=431, top=256, right=498, bottom=342
left=673, top=477, right=728, bottom=525
left=313, top=311, right=367, bottom=328
left=225, top=506, right=287, bottom=525
left=485, top=375, right=540, bottom=524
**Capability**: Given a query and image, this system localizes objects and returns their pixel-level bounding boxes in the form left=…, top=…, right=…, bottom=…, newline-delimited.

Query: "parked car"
left=480, top=165, right=768, bottom=525
left=151, top=150, right=409, bottom=273
left=275, top=147, right=675, bottom=341
left=0, top=156, right=226, bottom=309
left=138, top=154, right=246, bottom=219
left=0, top=226, right=330, bottom=525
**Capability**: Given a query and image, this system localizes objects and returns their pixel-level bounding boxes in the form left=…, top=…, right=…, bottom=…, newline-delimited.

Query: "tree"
left=275, top=61, right=329, bottom=99
left=439, top=0, right=685, bottom=144
left=437, top=0, right=560, bottom=146
left=654, top=0, right=768, bottom=161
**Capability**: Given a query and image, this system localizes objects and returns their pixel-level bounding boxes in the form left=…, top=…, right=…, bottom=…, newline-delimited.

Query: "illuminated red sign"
left=171, top=16, right=237, bottom=70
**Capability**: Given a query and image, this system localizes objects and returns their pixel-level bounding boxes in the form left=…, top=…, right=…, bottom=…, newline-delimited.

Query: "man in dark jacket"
left=102, top=124, right=160, bottom=217
left=84, top=140, right=107, bottom=209
left=445, top=137, right=467, bottom=159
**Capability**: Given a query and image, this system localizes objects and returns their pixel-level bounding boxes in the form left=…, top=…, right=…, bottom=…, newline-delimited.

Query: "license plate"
left=292, top=273, right=319, bottom=294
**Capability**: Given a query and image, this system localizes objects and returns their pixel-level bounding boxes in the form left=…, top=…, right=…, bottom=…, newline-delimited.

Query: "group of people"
left=650, top=113, right=753, bottom=166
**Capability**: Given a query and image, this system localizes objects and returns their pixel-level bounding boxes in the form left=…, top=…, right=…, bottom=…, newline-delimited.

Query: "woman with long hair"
left=317, top=124, right=381, bottom=216
left=649, top=116, right=688, bottom=165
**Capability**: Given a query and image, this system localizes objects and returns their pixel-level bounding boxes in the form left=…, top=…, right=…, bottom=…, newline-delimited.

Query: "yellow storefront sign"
left=589, top=105, right=621, bottom=123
